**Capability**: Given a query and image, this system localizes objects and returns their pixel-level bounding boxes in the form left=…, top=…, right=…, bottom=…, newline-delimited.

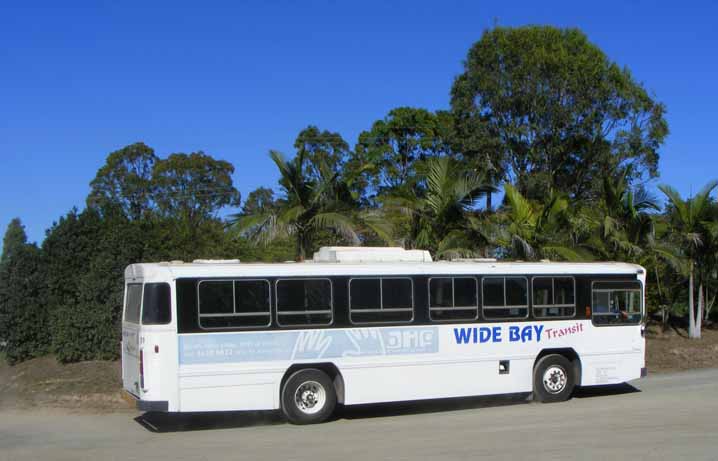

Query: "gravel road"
left=1, top=368, right=717, bottom=460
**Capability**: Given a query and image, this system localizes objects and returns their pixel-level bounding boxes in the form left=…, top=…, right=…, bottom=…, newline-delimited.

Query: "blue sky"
left=1, top=1, right=717, bottom=244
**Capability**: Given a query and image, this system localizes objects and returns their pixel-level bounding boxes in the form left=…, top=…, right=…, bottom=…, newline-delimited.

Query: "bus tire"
left=533, top=354, right=575, bottom=403
left=281, top=368, right=336, bottom=425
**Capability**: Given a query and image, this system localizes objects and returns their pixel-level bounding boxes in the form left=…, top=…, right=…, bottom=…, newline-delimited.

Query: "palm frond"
left=309, top=212, right=360, bottom=245
left=659, top=184, right=690, bottom=224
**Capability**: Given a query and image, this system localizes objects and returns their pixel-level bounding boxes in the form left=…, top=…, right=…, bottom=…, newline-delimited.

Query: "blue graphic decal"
left=179, top=327, right=438, bottom=365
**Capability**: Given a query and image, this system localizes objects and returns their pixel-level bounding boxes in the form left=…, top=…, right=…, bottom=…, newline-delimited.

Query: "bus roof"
left=124, top=259, right=644, bottom=282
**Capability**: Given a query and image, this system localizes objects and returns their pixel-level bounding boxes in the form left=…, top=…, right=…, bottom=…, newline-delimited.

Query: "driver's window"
left=592, top=281, right=642, bottom=325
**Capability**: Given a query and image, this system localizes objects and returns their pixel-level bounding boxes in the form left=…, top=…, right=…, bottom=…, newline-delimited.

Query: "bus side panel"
left=578, top=324, right=644, bottom=386
left=177, top=367, right=282, bottom=412
left=173, top=318, right=644, bottom=412
left=341, top=359, right=534, bottom=405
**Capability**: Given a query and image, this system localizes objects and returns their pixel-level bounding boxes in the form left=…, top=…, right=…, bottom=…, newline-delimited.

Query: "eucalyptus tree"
left=381, top=156, right=493, bottom=258
left=352, top=107, right=457, bottom=199
left=152, top=151, right=241, bottom=228
left=659, top=181, right=718, bottom=339
left=451, top=26, right=668, bottom=201
left=87, top=142, right=158, bottom=220
left=229, top=150, right=390, bottom=261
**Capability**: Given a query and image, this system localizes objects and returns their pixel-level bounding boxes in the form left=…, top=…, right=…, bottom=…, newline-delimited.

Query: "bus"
left=122, top=246, right=646, bottom=424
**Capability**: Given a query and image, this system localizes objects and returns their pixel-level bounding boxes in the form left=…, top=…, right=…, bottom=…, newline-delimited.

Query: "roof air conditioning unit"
left=313, top=246, right=432, bottom=263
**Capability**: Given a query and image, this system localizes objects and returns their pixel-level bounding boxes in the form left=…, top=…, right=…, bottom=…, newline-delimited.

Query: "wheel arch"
left=281, top=362, right=345, bottom=405
left=534, top=348, right=582, bottom=385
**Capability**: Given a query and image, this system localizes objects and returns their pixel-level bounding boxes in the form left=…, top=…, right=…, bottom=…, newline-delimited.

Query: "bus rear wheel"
left=281, top=368, right=336, bottom=424
left=533, top=354, right=575, bottom=403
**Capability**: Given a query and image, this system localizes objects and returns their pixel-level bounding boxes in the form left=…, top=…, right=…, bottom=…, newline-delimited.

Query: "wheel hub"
left=294, top=381, right=326, bottom=414
left=542, top=365, right=567, bottom=394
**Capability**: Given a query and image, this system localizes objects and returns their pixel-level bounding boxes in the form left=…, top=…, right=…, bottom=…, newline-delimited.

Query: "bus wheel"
left=281, top=368, right=336, bottom=424
left=533, top=354, right=575, bottom=403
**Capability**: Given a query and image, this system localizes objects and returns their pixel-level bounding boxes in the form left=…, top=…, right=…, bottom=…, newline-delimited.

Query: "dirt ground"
left=0, top=356, right=126, bottom=412
left=1, top=326, right=717, bottom=411
left=644, top=324, right=718, bottom=373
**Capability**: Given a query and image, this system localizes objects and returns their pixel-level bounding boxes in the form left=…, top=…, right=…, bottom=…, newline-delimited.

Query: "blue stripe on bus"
left=178, top=327, right=438, bottom=365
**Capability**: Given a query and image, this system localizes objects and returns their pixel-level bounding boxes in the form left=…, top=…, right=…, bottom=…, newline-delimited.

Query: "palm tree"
left=600, top=172, right=660, bottom=258
left=381, top=156, right=494, bottom=258
left=659, top=180, right=718, bottom=339
left=599, top=172, right=684, bottom=328
left=228, top=150, right=390, bottom=261
left=481, top=185, right=594, bottom=261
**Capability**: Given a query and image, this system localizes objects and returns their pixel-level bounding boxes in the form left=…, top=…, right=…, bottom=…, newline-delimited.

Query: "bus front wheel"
left=281, top=368, right=337, bottom=424
left=533, top=354, right=575, bottom=403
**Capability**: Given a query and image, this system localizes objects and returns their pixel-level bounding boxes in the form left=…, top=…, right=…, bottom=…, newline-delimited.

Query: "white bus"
left=122, top=247, right=646, bottom=424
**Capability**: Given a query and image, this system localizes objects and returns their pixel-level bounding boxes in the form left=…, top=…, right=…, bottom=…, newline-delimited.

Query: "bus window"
left=198, top=279, right=271, bottom=329
left=532, top=277, right=575, bottom=318
left=276, top=279, right=332, bottom=326
left=429, top=277, right=478, bottom=321
left=482, top=277, right=528, bottom=319
left=124, top=284, right=142, bottom=324
left=592, top=281, right=642, bottom=325
left=142, top=283, right=171, bottom=325
left=199, top=281, right=234, bottom=314
left=349, top=277, right=413, bottom=324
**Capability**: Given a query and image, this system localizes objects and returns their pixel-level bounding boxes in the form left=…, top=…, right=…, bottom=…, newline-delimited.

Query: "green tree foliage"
left=42, top=208, right=144, bottom=361
left=51, top=213, right=144, bottom=362
left=294, top=126, right=350, bottom=179
left=87, top=142, right=157, bottom=219
left=382, top=156, right=493, bottom=257
left=659, top=181, right=718, bottom=338
left=153, top=152, right=241, bottom=227
left=451, top=26, right=668, bottom=201
left=480, top=185, right=594, bottom=261
left=242, top=187, right=277, bottom=216
left=229, top=149, right=387, bottom=261
left=1, top=218, right=28, bottom=263
left=598, top=170, right=660, bottom=259
left=0, top=224, right=48, bottom=363
left=353, top=107, right=456, bottom=197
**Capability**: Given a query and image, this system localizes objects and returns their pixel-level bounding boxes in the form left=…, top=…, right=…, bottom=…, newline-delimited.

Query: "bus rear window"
left=124, top=284, right=142, bottom=323
left=142, top=283, right=171, bottom=325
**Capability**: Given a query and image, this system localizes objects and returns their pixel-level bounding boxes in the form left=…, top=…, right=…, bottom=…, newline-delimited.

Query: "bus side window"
left=349, top=277, right=413, bottom=324
left=276, top=278, right=333, bottom=326
left=197, top=279, right=271, bottom=329
left=124, top=283, right=143, bottom=324
left=591, top=281, right=642, bottom=325
left=532, top=277, right=575, bottom=318
left=429, top=277, right=478, bottom=321
left=482, top=277, right=528, bottom=319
